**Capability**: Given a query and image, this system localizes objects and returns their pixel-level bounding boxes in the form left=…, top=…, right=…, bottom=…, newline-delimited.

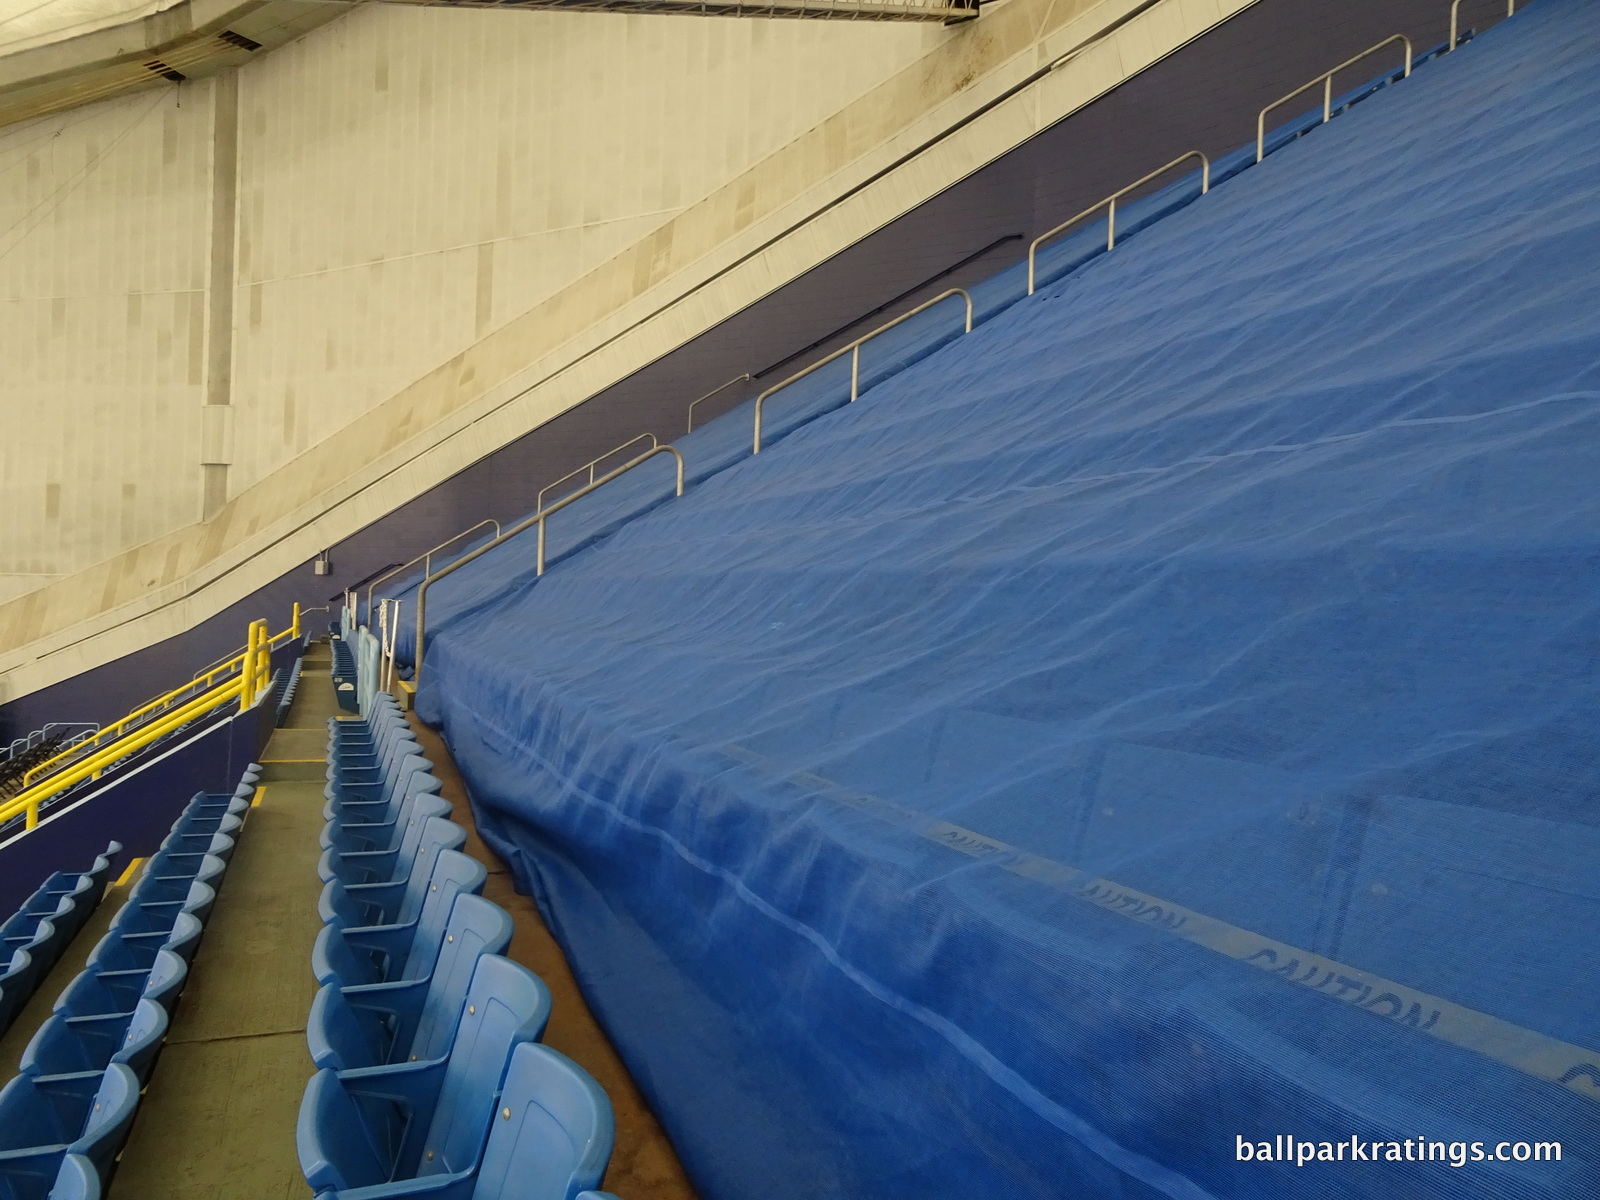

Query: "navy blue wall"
left=0, top=0, right=1471, bottom=739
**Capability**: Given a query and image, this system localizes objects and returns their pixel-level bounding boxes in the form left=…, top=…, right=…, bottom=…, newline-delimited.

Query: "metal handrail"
left=687, top=374, right=752, bottom=433
left=414, top=443, right=686, bottom=683
left=24, top=614, right=285, bottom=787
left=1451, top=0, right=1516, bottom=51
left=1027, top=151, right=1209, bottom=295
left=537, top=434, right=660, bottom=512
left=363, top=519, right=502, bottom=625
left=378, top=598, right=402, bottom=693
left=753, top=288, right=973, bottom=454
left=2, top=670, right=249, bottom=831
left=1256, top=34, right=1412, bottom=163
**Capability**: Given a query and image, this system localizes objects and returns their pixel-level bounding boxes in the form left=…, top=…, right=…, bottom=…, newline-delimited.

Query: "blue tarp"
left=420, top=3, right=1600, bottom=1196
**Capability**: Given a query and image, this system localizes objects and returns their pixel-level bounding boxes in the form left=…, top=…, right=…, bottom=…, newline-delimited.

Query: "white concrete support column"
left=203, top=70, right=240, bottom=519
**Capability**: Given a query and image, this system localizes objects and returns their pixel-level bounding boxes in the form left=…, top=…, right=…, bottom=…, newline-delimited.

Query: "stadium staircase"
left=354, top=1, right=1600, bottom=1197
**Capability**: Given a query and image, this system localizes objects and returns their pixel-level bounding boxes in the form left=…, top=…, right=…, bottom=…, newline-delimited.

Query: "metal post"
left=238, top=621, right=258, bottom=712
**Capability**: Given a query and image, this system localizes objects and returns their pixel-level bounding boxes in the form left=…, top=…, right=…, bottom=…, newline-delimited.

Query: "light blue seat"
left=21, top=999, right=168, bottom=1087
left=312, top=847, right=486, bottom=989
left=0, top=1063, right=139, bottom=1191
left=0, top=948, right=37, bottom=1035
left=47, top=1154, right=100, bottom=1200
left=327, top=719, right=416, bottom=773
left=325, top=753, right=434, bottom=817
left=319, top=817, right=469, bottom=931
left=133, top=854, right=225, bottom=903
left=0, top=916, right=62, bottom=1032
left=171, top=804, right=247, bottom=839
left=53, top=968, right=142, bottom=1021
left=53, top=949, right=184, bottom=1023
left=145, top=834, right=235, bottom=879
left=4, top=900, right=71, bottom=975
left=327, top=695, right=405, bottom=747
left=321, top=781, right=449, bottom=856
left=299, top=1042, right=612, bottom=1200
left=123, top=880, right=215, bottom=929
left=307, top=894, right=514, bottom=1071
left=168, top=813, right=242, bottom=855
left=296, top=955, right=553, bottom=1197
left=319, top=797, right=456, bottom=888
left=137, top=950, right=187, bottom=1015
left=86, top=912, right=202, bottom=975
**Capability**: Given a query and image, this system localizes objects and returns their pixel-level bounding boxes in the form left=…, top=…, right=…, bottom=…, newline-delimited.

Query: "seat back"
left=400, top=847, right=488, bottom=981
left=48, top=1153, right=101, bottom=1200
left=386, top=793, right=455, bottom=884
left=472, top=1043, right=614, bottom=1200
left=410, top=894, right=516, bottom=1064
left=296, top=1069, right=391, bottom=1193
left=140, top=950, right=187, bottom=1014
left=112, top=999, right=169, bottom=1083
left=71, top=1063, right=140, bottom=1178
left=53, top=967, right=141, bottom=1021
left=21, top=1011, right=123, bottom=1079
left=413, top=954, right=552, bottom=1177
left=0, top=1068, right=75, bottom=1150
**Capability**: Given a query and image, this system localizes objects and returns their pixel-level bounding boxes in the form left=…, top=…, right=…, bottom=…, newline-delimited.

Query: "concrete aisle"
left=110, top=643, right=338, bottom=1200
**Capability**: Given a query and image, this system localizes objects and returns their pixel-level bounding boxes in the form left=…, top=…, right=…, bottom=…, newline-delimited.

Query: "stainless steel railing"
left=1027, top=151, right=1210, bottom=296
left=688, top=374, right=753, bottom=433
left=1257, top=35, right=1412, bottom=163
left=1452, top=0, right=1518, bottom=51
left=363, top=518, right=502, bottom=625
left=753, top=289, right=973, bottom=454
left=414, top=444, right=686, bottom=683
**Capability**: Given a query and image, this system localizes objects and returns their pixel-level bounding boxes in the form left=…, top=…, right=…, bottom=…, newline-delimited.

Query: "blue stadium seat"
left=321, top=778, right=449, bottom=855
left=311, top=847, right=486, bottom=988
left=137, top=950, right=187, bottom=1015
left=146, top=832, right=236, bottom=876
left=325, top=754, right=434, bottom=820
left=0, top=1063, right=139, bottom=1189
left=47, top=1154, right=99, bottom=1200
left=20, top=999, right=168, bottom=1087
left=168, top=814, right=242, bottom=854
left=129, top=855, right=224, bottom=907
left=122, top=880, right=215, bottom=929
left=318, top=794, right=455, bottom=887
left=318, top=816, right=470, bottom=930
left=307, top=893, right=515, bottom=1071
left=296, top=954, right=553, bottom=1196
left=85, top=911, right=201, bottom=974
left=51, top=949, right=185, bottom=1023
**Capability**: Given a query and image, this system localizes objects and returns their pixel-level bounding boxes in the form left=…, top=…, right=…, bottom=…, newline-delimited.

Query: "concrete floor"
left=108, top=642, right=338, bottom=1200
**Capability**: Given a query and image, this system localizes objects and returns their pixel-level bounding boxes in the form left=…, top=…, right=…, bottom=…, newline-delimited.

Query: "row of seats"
left=329, top=637, right=360, bottom=713
left=297, top=691, right=623, bottom=1200
left=0, top=769, right=262, bottom=1200
left=277, top=656, right=305, bottom=728
left=1, top=849, right=120, bottom=1036
left=0, top=736, right=68, bottom=803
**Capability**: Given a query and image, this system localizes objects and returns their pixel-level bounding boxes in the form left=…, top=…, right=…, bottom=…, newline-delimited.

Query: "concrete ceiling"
left=0, top=0, right=344, bottom=130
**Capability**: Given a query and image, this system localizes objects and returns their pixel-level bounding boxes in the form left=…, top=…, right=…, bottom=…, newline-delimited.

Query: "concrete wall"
left=0, top=0, right=1475, bottom=721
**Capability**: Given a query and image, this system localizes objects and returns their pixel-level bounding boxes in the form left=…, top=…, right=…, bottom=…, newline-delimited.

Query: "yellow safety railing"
left=17, top=604, right=301, bottom=796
